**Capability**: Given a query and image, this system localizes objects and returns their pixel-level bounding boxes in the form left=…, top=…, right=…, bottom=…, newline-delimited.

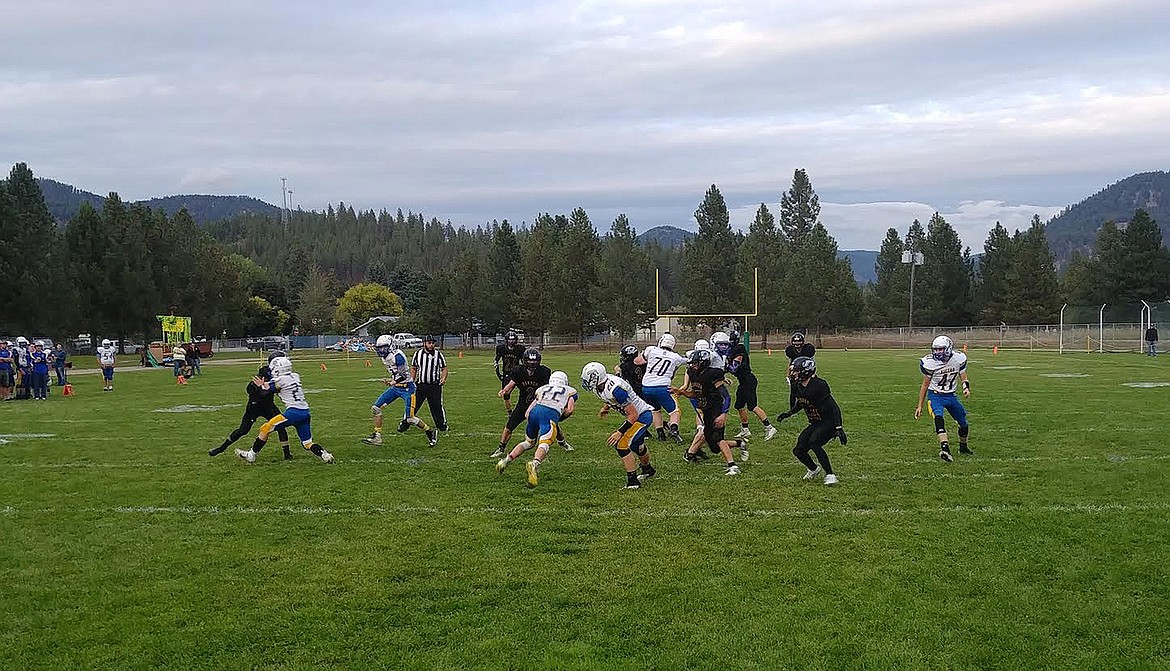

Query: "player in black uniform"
left=716, top=331, right=777, bottom=444
left=208, top=364, right=292, bottom=460
left=775, top=356, right=846, bottom=485
left=672, top=349, right=745, bottom=476
left=494, top=332, right=526, bottom=414
left=490, top=348, right=571, bottom=458
left=614, top=344, right=664, bottom=440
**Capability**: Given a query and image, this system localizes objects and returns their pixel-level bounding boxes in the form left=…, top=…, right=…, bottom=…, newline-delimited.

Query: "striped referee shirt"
left=411, top=348, right=447, bottom=384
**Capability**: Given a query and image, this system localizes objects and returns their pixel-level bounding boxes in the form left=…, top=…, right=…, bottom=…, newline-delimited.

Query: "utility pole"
left=280, top=177, right=289, bottom=232
left=903, top=250, right=924, bottom=329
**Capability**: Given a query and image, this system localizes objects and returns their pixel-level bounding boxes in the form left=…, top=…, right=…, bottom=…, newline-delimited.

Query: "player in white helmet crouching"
left=235, top=356, right=334, bottom=464
left=496, top=370, right=578, bottom=488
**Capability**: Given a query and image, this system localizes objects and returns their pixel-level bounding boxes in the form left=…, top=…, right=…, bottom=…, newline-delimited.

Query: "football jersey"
left=617, top=359, right=646, bottom=395
left=785, top=343, right=816, bottom=361
left=382, top=349, right=413, bottom=386
left=789, top=377, right=841, bottom=424
left=0, top=348, right=11, bottom=371
left=596, top=374, right=653, bottom=416
left=727, top=343, right=752, bottom=377
left=920, top=351, right=968, bottom=394
left=509, top=365, right=552, bottom=404
left=496, top=343, right=525, bottom=374
left=533, top=383, right=579, bottom=416
left=640, top=346, right=688, bottom=387
left=686, top=366, right=727, bottom=412
left=97, top=346, right=117, bottom=366
left=273, top=372, right=310, bottom=410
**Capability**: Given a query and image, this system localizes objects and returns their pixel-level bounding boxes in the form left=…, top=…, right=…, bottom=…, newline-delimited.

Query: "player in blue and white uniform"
left=634, top=333, right=687, bottom=443
left=914, top=335, right=972, bottom=462
left=496, top=371, right=578, bottom=488
left=29, top=342, right=50, bottom=400
left=236, top=356, right=334, bottom=464
left=0, top=340, right=15, bottom=401
left=96, top=338, right=117, bottom=392
left=363, top=334, right=437, bottom=448
left=582, top=361, right=658, bottom=489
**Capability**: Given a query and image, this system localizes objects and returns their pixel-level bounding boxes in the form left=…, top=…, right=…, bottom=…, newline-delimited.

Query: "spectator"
left=1146, top=324, right=1159, bottom=357
left=52, top=343, right=68, bottom=386
left=0, top=340, right=14, bottom=400
left=189, top=342, right=202, bottom=375
left=172, top=342, right=187, bottom=379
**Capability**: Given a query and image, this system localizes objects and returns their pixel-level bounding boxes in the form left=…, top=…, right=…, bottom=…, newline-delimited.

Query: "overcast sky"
left=3, top=0, right=1169, bottom=249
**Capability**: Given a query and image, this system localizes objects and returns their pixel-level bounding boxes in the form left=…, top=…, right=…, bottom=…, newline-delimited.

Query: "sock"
left=657, top=427, right=666, bottom=438
left=762, top=419, right=772, bottom=427
left=532, top=458, right=541, bottom=470
left=960, top=439, right=969, bottom=450
left=626, top=470, right=638, bottom=482
left=250, top=437, right=265, bottom=453
left=281, top=442, right=291, bottom=456
left=940, top=440, right=950, bottom=452
left=498, top=441, right=507, bottom=452
left=503, top=455, right=513, bottom=465
left=726, top=460, right=738, bottom=467
left=669, top=423, right=679, bottom=434
left=741, top=423, right=749, bottom=429
left=309, top=444, right=324, bottom=457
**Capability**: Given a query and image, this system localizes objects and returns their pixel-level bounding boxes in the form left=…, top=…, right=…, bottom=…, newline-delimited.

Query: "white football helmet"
left=549, top=370, right=569, bottom=387
left=658, top=333, right=676, bottom=350
left=376, top=334, right=394, bottom=348
left=16, top=336, right=29, bottom=345
left=581, top=361, right=607, bottom=391
left=711, top=331, right=731, bottom=355
left=693, top=339, right=710, bottom=352
left=931, top=335, right=954, bottom=361
left=269, top=356, right=293, bottom=377
left=102, top=339, right=112, bottom=347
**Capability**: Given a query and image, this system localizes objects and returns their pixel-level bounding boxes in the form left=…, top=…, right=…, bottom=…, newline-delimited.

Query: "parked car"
left=394, top=332, right=424, bottom=348
left=246, top=336, right=291, bottom=352
left=117, top=339, right=145, bottom=354
left=71, top=333, right=94, bottom=355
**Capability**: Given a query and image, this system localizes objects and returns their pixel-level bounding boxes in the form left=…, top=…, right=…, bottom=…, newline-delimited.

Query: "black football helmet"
left=258, top=365, right=273, bottom=380
left=728, top=330, right=740, bottom=345
left=505, top=332, right=519, bottom=346
left=688, top=348, right=712, bottom=370
left=791, top=356, right=816, bottom=381
left=619, top=344, right=639, bottom=362
left=522, top=348, right=541, bottom=368
left=791, top=332, right=806, bottom=346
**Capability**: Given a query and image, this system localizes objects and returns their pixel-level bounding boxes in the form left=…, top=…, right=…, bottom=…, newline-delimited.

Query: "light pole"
left=902, top=250, right=924, bottom=329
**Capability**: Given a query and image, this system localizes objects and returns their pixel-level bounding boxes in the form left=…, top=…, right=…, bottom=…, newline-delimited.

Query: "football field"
left=2, top=348, right=1168, bottom=670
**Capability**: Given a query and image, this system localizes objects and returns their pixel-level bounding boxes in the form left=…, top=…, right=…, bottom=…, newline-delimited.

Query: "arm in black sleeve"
left=812, top=382, right=842, bottom=426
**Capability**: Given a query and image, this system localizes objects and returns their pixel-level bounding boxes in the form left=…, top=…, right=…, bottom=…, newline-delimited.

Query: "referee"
left=411, top=335, right=449, bottom=431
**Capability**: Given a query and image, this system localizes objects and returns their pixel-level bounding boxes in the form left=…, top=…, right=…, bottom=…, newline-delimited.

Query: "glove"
left=775, top=412, right=791, bottom=424
left=836, top=427, right=848, bottom=446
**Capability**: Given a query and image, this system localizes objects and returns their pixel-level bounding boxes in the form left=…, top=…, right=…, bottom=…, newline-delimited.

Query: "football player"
left=582, top=361, right=657, bottom=489
left=494, top=331, right=525, bottom=414
left=634, top=333, right=688, bottom=443
left=491, top=348, right=571, bottom=458
left=210, top=363, right=291, bottom=459
left=784, top=332, right=816, bottom=386
left=717, top=331, right=777, bottom=442
left=236, top=356, right=334, bottom=464
left=364, top=335, right=437, bottom=448
left=96, top=338, right=117, bottom=392
left=914, top=335, right=972, bottom=462
left=775, top=356, right=845, bottom=485
left=496, top=370, right=578, bottom=488
left=672, top=349, right=745, bottom=476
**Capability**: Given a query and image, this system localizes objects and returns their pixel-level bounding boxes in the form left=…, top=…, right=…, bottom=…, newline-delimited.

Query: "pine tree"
left=915, top=213, right=972, bottom=326
left=739, top=204, right=785, bottom=341
left=976, top=222, right=1014, bottom=324
left=1116, top=209, right=1170, bottom=304
left=480, top=220, right=521, bottom=334
left=519, top=214, right=561, bottom=337
left=871, top=228, right=907, bottom=326
left=3, top=163, right=60, bottom=331
left=779, top=168, right=821, bottom=247
left=64, top=201, right=113, bottom=337
left=600, top=214, right=654, bottom=338
left=1002, top=216, right=1060, bottom=323
left=683, top=184, right=742, bottom=321
left=297, top=267, right=342, bottom=333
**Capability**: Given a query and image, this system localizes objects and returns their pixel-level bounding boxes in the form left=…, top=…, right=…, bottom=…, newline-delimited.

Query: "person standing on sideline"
left=30, top=342, right=50, bottom=400
left=1145, top=324, right=1159, bottom=357
left=0, top=340, right=14, bottom=400
left=96, top=338, right=117, bottom=392
left=411, top=335, right=449, bottom=432
left=171, top=342, right=187, bottom=380
left=52, top=343, right=68, bottom=386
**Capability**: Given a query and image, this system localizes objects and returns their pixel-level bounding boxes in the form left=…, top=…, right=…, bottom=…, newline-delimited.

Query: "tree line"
left=3, top=162, right=1168, bottom=345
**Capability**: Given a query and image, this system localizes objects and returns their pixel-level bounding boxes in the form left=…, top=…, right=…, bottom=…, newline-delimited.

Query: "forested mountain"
left=36, top=178, right=280, bottom=224
left=840, top=250, right=878, bottom=284
left=1045, top=171, right=1168, bottom=262
left=636, top=225, right=693, bottom=247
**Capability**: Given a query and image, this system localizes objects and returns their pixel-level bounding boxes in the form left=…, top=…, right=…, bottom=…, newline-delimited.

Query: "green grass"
left=2, top=349, right=1169, bottom=670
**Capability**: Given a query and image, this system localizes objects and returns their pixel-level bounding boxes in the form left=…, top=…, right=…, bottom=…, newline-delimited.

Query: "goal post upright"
left=654, top=267, right=759, bottom=352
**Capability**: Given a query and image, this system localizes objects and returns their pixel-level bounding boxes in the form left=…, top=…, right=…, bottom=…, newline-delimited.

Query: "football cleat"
left=824, top=474, right=839, bottom=486
left=624, top=479, right=641, bottom=489
left=495, top=458, right=508, bottom=473
left=939, top=449, right=954, bottom=463
left=803, top=466, right=823, bottom=481
left=361, top=433, right=382, bottom=446
left=426, top=430, right=438, bottom=448
left=559, top=440, right=574, bottom=452
left=668, top=427, right=683, bottom=444
left=725, top=464, right=741, bottom=476
left=525, top=461, right=539, bottom=488
left=396, top=420, right=410, bottom=433
left=320, top=450, right=334, bottom=464
left=764, top=425, right=778, bottom=442
left=234, top=448, right=256, bottom=464
left=638, top=465, right=656, bottom=481
left=489, top=447, right=506, bottom=459
left=959, top=446, right=974, bottom=455
left=734, top=427, right=751, bottom=439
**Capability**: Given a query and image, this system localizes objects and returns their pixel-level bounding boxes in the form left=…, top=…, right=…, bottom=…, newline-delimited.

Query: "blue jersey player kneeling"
left=914, top=335, right=972, bottom=462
